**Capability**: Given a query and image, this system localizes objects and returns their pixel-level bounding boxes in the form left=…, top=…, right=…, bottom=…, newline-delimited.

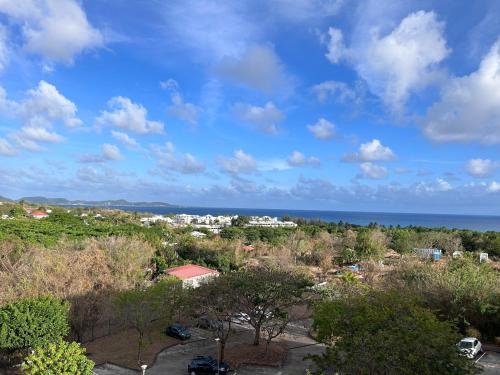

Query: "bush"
left=0, top=296, right=69, bottom=352
left=22, top=340, right=94, bottom=375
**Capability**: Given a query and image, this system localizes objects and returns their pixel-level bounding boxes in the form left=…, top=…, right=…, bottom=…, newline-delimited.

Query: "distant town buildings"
left=31, top=211, right=49, bottom=219
left=139, top=213, right=297, bottom=232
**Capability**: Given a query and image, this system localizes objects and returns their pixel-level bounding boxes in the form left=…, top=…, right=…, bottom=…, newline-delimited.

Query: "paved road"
left=476, top=351, right=500, bottom=375
left=237, top=343, right=324, bottom=375
left=94, top=323, right=323, bottom=375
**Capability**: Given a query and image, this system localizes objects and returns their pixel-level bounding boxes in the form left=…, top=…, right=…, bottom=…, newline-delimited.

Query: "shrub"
left=22, top=340, right=94, bottom=374
left=0, top=296, right=69, bottom=352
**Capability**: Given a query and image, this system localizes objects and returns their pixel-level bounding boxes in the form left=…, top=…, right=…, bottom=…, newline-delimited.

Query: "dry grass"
left=224, top=341, right=287, bottom=368
left=84, top=320, right=178, bottom=370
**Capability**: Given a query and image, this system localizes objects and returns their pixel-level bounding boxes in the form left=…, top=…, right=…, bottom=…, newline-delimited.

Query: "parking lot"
left=476, top=351, right=500, bottom=375
left=94, top=322, right=323, bottom=375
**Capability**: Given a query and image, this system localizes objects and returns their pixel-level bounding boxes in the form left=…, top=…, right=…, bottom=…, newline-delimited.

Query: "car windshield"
left=459, top=341, right=473, bottom=349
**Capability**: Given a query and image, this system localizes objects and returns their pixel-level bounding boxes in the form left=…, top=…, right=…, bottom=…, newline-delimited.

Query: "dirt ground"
left=84, top=320, right=179, bottom=369
left=224, top=341, right=287, bottom=368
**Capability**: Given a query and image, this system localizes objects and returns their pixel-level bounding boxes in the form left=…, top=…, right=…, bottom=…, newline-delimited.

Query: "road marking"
left=475, top=352, right=486, bottom=364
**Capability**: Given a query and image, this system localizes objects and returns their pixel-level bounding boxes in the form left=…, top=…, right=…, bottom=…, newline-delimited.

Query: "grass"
left=84, top=320, right=179, bottom=370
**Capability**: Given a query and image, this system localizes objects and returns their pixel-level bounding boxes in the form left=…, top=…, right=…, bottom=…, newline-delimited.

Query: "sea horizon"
left=106, top=205, right=500, bottom=232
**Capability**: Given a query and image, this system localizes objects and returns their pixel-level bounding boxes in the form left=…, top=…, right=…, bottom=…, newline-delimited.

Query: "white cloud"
left=79, top=143, right=122, bottom=163
left=0, top=0, right=103, bottom=64
left=20, top=81, right=81, bottom=128
left=272, top=0, right=344, bottom=21
left=18, top=126, right=64, bottom=143
left=287, top=151, right=320, bottom=167
left=326, top=11, right=449, bottom=111
left=0, top=81, right=80, bottom=151
left=97, top=97, right=164, bottom=134
left=111, top=131, right=140, bottom=149
left=151, top=142, right=205, bottom=174
left=422, top=39, right=500, bottom=144
left=359, top=162, right=388, bottom=179
left=488, top=181, right=500, bottom=193
left=217, top=44, right=292, bottom=94
left=233, top=101, right=284, bottom=134
left=307, top=118, right=336, bottom=140
left=465, top=159, right=497, bottom=178
left=0, top=25, right=9, bottom=72
left=0, top=138, right=16, bottom=156
left=343, top=139, right=396, bottom=162
left=325, top=27, right=346, bottom=64
left=161, top=80, right=201, bottom=126
left=311, top=80, right=359, bottom=104
left=217, top=149, right=256, bottom=174
left=415, top=178, right=452, bottom=193
left=160, top=1, right=258, bottom=61
left=102, top=144, right=122, bottom=161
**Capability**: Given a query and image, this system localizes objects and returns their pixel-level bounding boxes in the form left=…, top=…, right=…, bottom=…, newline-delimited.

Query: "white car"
left=457, top=337, right=483, bottom=359
left=231, top=312, right=250, bottom=325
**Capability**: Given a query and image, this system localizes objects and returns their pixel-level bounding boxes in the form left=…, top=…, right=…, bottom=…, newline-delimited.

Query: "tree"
left=355, top=229, right=387, bottom=261
left=193, top=275, right=240, bottom=362
left=0, top=296, right=69, bottom=354
left=311, top=290, right=478, bottom=375
left=392, top=256, right=500, bottom=339
left=21, top=339, right=94, bottom=375
left=114, top=277, right=181, bottom=364
left=231, top=215, right=250, bottom=227
left=227, top=267, right=311, bottom=345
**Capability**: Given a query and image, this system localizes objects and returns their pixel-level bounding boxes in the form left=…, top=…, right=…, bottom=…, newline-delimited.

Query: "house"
left=31, top=211, right=49, bottom=219
left=191, top=230, right=206, bottom=238
left=165, top=264, right=219, bottom=288
left=242, top=245, right=254, bottom=252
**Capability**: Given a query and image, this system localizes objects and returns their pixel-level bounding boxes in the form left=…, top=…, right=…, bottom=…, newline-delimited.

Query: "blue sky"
left=0, top=0, right=499, bottom=214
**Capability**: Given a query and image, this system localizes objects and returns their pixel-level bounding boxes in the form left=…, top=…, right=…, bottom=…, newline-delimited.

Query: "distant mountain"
left=19, top=196, right=176, bottom=208
left=0, top=195, right=13, bottom=202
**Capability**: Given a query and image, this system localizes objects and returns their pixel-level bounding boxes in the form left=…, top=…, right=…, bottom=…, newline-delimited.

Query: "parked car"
left=188, top=355, right=230, bottom=375
left=457, top=337, right=483, bottom=358
left=197, top=316, right=223, bottom=330
left=166, top=323, right=191, bottom=340
left=231, top=312, right=250, bottom=325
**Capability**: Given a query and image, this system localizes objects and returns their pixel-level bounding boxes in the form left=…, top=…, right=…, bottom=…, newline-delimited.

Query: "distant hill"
left=0, top=195, right=13, bottom=202
left=19, top=196, right=176, bottom=208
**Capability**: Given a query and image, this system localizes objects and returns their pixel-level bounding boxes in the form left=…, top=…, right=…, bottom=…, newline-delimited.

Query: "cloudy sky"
left=0, top=0, right=499, bottom=214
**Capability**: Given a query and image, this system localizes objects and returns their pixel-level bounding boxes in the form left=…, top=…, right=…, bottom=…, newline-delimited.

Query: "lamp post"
left=140, top=364, right=147, bottom=375
left=214, top=338, right=220, bottom=375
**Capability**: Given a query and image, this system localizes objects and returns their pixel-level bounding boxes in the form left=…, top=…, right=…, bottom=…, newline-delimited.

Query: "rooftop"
left=165, top=264, right=218, bottom=280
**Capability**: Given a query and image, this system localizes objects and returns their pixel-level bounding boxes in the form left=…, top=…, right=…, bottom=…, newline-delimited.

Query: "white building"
left=165, top=264, right=219, bottom=288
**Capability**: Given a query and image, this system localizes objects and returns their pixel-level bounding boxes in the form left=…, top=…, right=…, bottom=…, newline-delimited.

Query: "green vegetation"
left=311, top=290, right=478, bottom=375
left=114, top=277, right=183, bottom=364
left=0, top=296, right=69, bottom=353
left=0, top=203, right=498, bottom=372
left=22, top=339, right=94, bottom=375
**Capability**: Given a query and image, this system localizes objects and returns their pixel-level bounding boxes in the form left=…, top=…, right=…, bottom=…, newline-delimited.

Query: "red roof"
left=165, top=264, right=219, bottom=280
left=31, top=211, right=48, bottom=217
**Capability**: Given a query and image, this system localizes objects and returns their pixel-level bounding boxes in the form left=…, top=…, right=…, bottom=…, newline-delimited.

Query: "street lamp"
left=214, top=338, right=220, bottom=375
left=140, top=364, right=147, bottom=375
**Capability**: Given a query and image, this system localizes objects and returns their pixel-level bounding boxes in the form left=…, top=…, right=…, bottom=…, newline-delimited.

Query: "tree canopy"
left=312, top=289, right=479, bottom=375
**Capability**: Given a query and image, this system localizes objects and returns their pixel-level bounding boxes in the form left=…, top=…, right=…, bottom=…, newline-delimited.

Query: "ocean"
left=108, top=206, right=500, bottom=232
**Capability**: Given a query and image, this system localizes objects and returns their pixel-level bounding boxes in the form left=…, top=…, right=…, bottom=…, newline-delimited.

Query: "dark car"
left=188, top=355, right=230, bottom=375
left=166, top=323, right=191, bottom=340
left=197, top=316, right=223, bottom=330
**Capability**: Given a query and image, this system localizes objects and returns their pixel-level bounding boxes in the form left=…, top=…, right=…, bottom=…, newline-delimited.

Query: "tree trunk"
left=138, top=331, right=144, bottom=364
left=253, top=324, right=261, bottom=345
left=219, top=340, right=226, bottom=362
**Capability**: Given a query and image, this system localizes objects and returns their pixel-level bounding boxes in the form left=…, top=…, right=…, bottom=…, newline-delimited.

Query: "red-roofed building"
left=165, top=264, right=219, bottom=288
left=31, top=211, right=49, bottom=219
